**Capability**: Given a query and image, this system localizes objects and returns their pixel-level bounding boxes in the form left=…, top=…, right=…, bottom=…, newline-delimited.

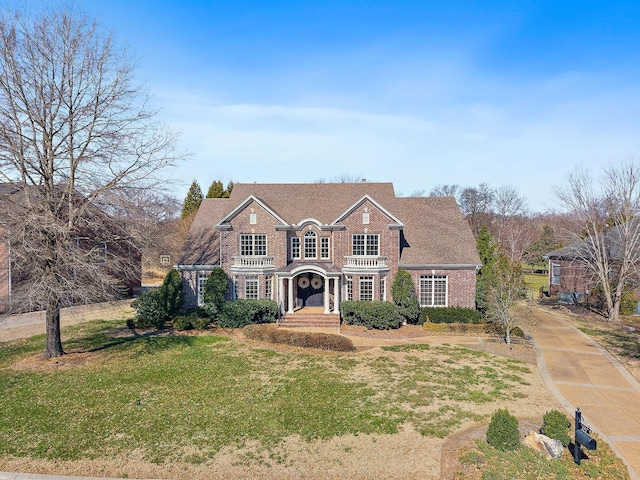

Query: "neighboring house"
left=177, top=182, right=480, bottom=322
left=544, top=245, right=592, bottom=302
left=0, top=183, right=141, bottom=312
left=544, top=222, right=640, bottom=304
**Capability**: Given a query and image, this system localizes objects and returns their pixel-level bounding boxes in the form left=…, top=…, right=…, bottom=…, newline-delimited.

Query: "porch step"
left=279, top=313, right=341, bottom=328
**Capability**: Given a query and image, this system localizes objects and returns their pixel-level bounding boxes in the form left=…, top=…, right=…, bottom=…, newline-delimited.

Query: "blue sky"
left=23, top=1, right=640, bottom=211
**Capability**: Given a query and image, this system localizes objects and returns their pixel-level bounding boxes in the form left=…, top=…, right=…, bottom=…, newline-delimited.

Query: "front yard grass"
left=0, top=319, right=627, bottom=478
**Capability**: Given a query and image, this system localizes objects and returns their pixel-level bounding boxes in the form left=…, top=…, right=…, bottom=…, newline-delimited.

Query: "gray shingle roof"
left=228, top=182, right=399, bottom=224
left=177, top=198, right=230, bottom=266
left=397, top=196, right=481, bottom=266
left=178, top=184, right=480, bottom=268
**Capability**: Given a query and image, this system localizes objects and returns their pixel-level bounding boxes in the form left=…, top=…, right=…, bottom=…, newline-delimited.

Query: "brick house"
left=177, top=182, right=481, bottom=324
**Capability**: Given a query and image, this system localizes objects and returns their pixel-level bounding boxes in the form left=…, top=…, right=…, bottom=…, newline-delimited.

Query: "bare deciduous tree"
left=429, top=184, right=460, bottom=199
left=485, top=257, right=526, bottom=345
left=493, top=185, right=527, bottom=244
left=459, top=183, right=494, bottom=234
left=0, top=8, right=182, bottom=357
left=555, top=160, right=640, bottom=322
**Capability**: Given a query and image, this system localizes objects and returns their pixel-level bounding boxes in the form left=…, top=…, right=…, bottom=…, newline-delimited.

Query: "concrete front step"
left=279, top=314, right=341, bottom=328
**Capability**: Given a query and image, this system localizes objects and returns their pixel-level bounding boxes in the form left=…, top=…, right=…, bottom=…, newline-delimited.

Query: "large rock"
left=522, top=431, right=564, bottom=459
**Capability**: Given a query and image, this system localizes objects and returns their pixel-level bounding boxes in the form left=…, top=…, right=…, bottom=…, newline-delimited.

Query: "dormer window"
left=304, top=231, right=317, bottom=259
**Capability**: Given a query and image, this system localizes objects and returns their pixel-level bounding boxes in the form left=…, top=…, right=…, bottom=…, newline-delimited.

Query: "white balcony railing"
left=232, top=256, right=275, bottom=269
left=344, top=255, right=388, bottom=269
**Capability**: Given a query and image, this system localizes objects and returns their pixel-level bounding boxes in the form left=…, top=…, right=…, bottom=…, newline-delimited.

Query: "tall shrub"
left=203, top=267, right=230, bottom=317
left=391, top=268, right=420, bottom=324
left=131, top=289, right=166, bottom=329
left=159, top=269, right=183, bottom=318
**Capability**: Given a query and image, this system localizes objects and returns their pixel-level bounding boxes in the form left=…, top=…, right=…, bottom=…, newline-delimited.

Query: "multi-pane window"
left=345, top=276, right=353, bottom=301
left=197, top=272, right=210, bottom=306
left=265, top=274, right=273, bottom=300
left=419, top=275, right=447, bottom=307
left=352, top=234, right=379, bottom=256
left=304, top=231, right=317, bottom=259
left=379, top=275, right=386, bottom=301
left=321, top=237, right=330, bottom=259
left=245, top=275, right=259, bottom=299
left=360, top=276, right=373, bottom=301
left=291, top=237, right=300, bottom=260
left=240, top=234, right=267, bottom=256
left=551, top=263, right=561, bottom=285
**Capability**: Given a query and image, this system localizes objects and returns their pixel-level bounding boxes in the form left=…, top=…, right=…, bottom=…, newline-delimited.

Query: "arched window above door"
left=304, top=231, right=317, bottom=259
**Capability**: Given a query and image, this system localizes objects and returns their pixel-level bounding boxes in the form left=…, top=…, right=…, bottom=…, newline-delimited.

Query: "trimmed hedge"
left=419, top=306, right=485, bottom=324
left=341, top=300, right=404, bottom=330
left=217, top=299, right=278, bottom=328
left=243, top=324, right=355, bottom=352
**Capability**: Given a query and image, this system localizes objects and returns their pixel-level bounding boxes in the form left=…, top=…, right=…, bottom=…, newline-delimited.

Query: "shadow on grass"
left=64, top=327, right=201, bottom=355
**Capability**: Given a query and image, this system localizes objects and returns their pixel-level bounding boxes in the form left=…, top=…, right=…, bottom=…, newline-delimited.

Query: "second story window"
left=321, top=237, right=330, bottom=259
left=304, top=231, right=317, bottom=259
left=291, top=237, right=300, bottom=259
left=240, top=234, right=267, bottom=256
left=352, top=234, right=379, bottom=256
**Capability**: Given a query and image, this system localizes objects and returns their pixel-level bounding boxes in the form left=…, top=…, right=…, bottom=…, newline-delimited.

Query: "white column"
left=287, top=277, right=294, bottom=314
left=333, top=276, right=340, bottom=314
left=278, top=276, right=284, bottom=314
left=323, top=276, right=330, bottom=314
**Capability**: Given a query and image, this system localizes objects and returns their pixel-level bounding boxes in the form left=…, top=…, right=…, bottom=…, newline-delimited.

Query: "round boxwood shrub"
left=541, top=410, right=571, bottom=447
left=218, top=299, right=278, bottom=328
left=487, top=409, right=520, bottom=451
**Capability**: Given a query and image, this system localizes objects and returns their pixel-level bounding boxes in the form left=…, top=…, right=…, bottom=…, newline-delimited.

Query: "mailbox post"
left=574, top=408, right=597, bottom=465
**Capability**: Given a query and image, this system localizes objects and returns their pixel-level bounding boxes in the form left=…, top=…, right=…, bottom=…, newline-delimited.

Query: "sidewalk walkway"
left=524, top=305, right=640, bottom=480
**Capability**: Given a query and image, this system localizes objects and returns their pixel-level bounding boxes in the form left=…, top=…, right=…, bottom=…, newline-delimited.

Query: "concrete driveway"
left=525, top=305, right=640, bottom=480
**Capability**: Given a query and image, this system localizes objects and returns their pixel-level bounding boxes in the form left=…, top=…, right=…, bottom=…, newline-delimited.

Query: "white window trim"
left=304, top=231, right=317, bottom=259
left=197, top=272, right=210, bottom=306
left=291, top=237, right=300, bottom=260
left=551, top=263, right=561, bottom=285
left=360, top=276, right=373, bottom=301
left=240, top=233, right=267, bottom=256
left=320, top=237, right=330, bottom=259
left=419, top=275, right=448, bottom=307
left=352, top=233, right=380, bottom=256
left=244, top=275, right=259, bottom=299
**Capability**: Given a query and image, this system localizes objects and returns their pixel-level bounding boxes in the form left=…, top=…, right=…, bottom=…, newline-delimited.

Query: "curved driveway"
left=524, top=305, right=640, bottom=480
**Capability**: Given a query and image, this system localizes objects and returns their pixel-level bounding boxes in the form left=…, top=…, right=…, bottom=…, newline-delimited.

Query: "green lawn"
left=0, top=321, right=531, bottom=465
left=524, top=273, right=548, bottom=299
left=0, top=320, right=629, bottom=479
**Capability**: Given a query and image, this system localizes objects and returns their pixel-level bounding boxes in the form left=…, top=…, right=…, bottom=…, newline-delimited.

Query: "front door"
left=297, top=273, right=324, bottom=307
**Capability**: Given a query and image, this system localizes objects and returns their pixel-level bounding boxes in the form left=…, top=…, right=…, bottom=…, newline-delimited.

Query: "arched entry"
left=296, top=272, right=324, bottom=307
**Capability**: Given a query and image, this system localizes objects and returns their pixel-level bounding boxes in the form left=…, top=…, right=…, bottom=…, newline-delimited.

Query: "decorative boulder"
left=522, top=431, right=564, bottom=459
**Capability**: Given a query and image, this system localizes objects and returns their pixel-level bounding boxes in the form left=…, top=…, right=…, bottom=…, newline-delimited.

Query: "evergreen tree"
left=181, top=180, right=203, bottom=218
left=206, top=180, right=224, bottom=198
left=524, top=225, right=561, bottom=268
left=204, top=267, right=230, bottom=314
left=476, top=225, right=499, bottom=312
left=223, top=181, right=234, bottom=198
left=391, top=268, right=420, bottom=324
